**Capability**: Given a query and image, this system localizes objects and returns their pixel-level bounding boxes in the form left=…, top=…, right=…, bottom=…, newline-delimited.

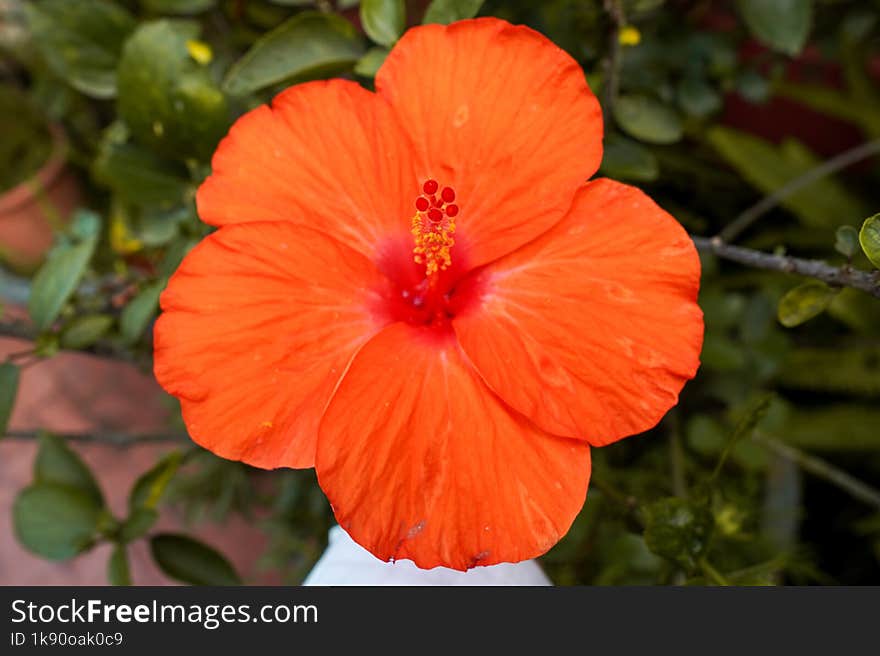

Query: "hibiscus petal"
left=453, top=179, right=703, bottom=445
left=154, top=222, right=389, bottom=469
left=196, top=79, right=416, bottom=259
left=316, top=322, right=591, bottom=571
left=375, top=17, right=603, bottom=268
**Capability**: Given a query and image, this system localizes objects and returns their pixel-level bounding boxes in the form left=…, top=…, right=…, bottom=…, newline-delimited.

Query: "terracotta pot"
left=0, top=124, right=80, bottom=273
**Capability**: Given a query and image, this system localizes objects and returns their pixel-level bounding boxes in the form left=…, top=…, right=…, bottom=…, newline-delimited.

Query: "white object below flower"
left=303, top=526, right=553, bottom=586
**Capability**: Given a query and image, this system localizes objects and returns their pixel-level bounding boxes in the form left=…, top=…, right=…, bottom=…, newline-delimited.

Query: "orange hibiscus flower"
left=154, top=17, right=703, bottom=571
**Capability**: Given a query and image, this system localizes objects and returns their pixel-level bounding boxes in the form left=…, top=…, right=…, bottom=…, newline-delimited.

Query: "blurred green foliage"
left=1, top=0, right=879, bottom=585
left=0, top=91, right=52, bottom=190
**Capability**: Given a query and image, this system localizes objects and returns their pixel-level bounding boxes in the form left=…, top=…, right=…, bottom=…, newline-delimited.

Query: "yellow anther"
left=412, top=213, right=455, bottom=277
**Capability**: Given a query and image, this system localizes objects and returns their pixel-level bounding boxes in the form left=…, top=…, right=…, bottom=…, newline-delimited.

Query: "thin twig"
left=666, top=415, right=687, bottom=498
left=700, top=559, right=730, bottom=586
left=602, top=0, right=624, bottom=117
left=755, top=433, right=880, bottom=510
left=4, top=430, right=188, bottom=446
left=0, top=318, right=142, bottom=365
left=693, top=236, right=880, bottom=298
left=3, top=347, right=37, bottom=363
left=590, top=474, right=644, bottom=529
left=718, top=138, right=880, bottom=243
left=16, top=356, right=44, bottom=371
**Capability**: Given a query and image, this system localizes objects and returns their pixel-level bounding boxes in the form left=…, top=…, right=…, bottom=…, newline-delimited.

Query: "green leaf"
left=677, top=76, right=722, bottom=118
left=135, top=206, right=189, bottom=247
left=23, top=0, right=136, bottom=99
left=13, top=484, right=102, bottom=560
left=28, top=221, right=99, bottom=331
left=354, top=46, right=390, bottom=78
left=685, top=415, right=726, bottom=457
left=117, top=20, right=229, bottom=160
left=859, top=214, right=880, bottom=269
left=119, top=508, right=159, bottom=543
left=60, top=314, right=114, bottom=349
left=777, top=281, right=838, bottom=327
left=223, top=12, right=365, bottom=96
left=0, top=362, right=20, bottom=438
left=141, top=0, right=217, bottom=14
left=112, top=202, right=190, bottom=251
left=599, top=134, right=659, bottom=182
left=729, top=395, right=774, bottom=445
left=775, top=81, right=880, bottom=137
left=707, top=127, right=868, bottom=228
left=643, top=497, right=714, bottom=572
left=423, top=0, right=484, bottom=24
left=158, top=238, right=197, bottom=278
left=737, top=0, right=812, bottom=56
left=35, top=433, right=104, bottom=506
left=70, top=210, right=101, bottom=240
left=613, top=95, right=683, bottom=145
left=714, top=395, right=774, bottom=475
left=129, top=451, right=183, bottom=511
left=827, top=287, right=880, bottom=335
left=120, top=279, right=167, bottom=345
left=150, top=534, right=242, bottom=585
left=736, top=70, right=770, bottom=104
left=834, top=225, right=860, bottom=259
left=700, top=333, right=747, bottom=372
left=778, top=346, right=880, bottom=397
left=779, top=405, right=880, bottom=451
left=108, top=544, right=131, bottom=585
left=360, top=0, right=405, bottom=47
left=94, top=127, right=191, bottom=207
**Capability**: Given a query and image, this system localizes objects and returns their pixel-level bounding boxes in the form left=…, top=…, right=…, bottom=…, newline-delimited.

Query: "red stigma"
left=413, top=180, right=459, bottom=224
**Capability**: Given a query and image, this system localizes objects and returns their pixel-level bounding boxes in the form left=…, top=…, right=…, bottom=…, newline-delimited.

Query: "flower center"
left=412, top=179, right=459, bottom=278
left=371, top=180, right=481, bottom=335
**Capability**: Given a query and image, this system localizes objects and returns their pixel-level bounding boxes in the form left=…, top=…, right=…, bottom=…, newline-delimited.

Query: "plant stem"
left=0, top=318, right=142, bottom=365
left=590, top=474, right=644, bottom=528
left=718, top=138, right=880, bottom=243
left=667, top=415, right=687, bottom=498
left=755, top=434, right=880, bottom=510
left=692, top=236, right=880, bottom=298
left=602, top=0, right=624, bottom=117
left=700, top=559, right=730, bottom=586
left=4, top=430, right=188, bottom=446
left=3, top=348, right=37, bottom=363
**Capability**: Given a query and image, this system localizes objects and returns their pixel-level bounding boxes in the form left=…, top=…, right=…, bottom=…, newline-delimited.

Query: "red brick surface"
left=0, top=337, right=279, bottom=585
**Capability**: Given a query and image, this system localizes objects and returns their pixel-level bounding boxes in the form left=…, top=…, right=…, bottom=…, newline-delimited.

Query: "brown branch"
left=755, top=434, right=880, bottom=510
left=692, top=236, right=880, bottom=298
left=4, top=429, right=188, bottom=446
left=718, top=138, right=880, bottom=243
left=0, top=317, right=143, bottom=365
